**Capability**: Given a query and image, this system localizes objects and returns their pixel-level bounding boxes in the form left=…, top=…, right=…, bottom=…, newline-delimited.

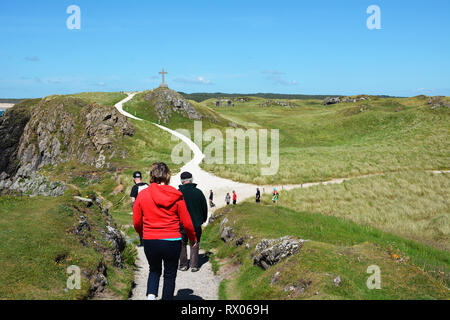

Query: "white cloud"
left=173, top=76, right=213, bottom=85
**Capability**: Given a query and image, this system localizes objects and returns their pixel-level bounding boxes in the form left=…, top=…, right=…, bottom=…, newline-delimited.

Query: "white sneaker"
left=147, top=294, right=156, bottom=300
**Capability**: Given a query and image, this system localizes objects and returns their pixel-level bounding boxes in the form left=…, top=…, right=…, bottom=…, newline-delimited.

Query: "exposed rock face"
left=104, top=226, right=127, bottom=268
left=0, top=171, right=67, bottom=197
left=143, top=87, right=202, bottom=124
left=322, top=97, right=341, bottom=105
left=253, top=236, right=303, bottom=270
left=322, top=95, right=370, bottom=106
left=427, top=96, right=450, bottom=109
left=16, top=97, right=134, bottom=172
left=0, top=99, right=38, bottom=175
left=0, top=96, right=135, bottom=196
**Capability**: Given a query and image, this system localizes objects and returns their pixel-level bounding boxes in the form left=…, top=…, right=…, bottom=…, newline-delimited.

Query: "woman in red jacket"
left=133, top=162, right=197, bottom=300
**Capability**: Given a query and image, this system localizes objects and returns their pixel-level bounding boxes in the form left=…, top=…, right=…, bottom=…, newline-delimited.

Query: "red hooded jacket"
left=133, top=183, right=197, bottom=243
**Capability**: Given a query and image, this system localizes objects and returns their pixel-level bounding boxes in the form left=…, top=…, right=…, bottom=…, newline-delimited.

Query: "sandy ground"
left=115, top=93, right=449, bottom=300
left=0, top=103, right=15, bottom=110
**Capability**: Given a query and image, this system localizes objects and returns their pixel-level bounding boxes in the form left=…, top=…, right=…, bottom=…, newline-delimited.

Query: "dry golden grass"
left=280, top=171, right=449, bottom=250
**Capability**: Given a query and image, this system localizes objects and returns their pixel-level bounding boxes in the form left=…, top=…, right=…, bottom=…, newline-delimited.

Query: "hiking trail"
left=115, top=93, right=449, bottom=300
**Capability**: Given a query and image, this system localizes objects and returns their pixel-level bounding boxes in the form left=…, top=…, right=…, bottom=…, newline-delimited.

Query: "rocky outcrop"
left=143, top=87, right=202, bottom=124
left=259, top=99, right=292, bottom=107
left=252, top=236, right=303, bottom=270
left=427, top=96, right=450, bottom=109
left=104, top=226, right=127, bottom=268
left=0, top=99, right=38, bottom=175
left=0, top=96, right=135, bottom=196
left=218, top=217, right=236, bottom=243
left=16, top=96, right=135, bottom=172
left=0, top=170, right=67, bottom=196
left=71, top=194, right=128, bottom=295
left=322, top=95, right=370, bottom=106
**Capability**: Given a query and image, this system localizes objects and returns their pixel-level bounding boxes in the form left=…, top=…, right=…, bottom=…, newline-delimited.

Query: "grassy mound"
left=203, top=201, right=449, bottom=300
left=0, top=192, right=135, bottom=299
left=0, top=91, right=186, bottom=299
left=201, top=96, right=449, bottom=184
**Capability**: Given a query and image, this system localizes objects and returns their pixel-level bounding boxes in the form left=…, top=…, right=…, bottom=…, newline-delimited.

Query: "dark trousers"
left=179, top=227, right=202, bottom=269
left=143, top=239, right=181, bottom=300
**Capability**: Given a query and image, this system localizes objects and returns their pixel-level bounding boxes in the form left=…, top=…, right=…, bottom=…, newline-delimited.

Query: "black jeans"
left=143, top=239, right=181, bottom=300
left=179, top=227, right=202, bottom=269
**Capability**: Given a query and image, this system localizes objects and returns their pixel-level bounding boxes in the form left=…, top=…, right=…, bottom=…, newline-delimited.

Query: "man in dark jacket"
left=178, top=172, right=208, bottom=272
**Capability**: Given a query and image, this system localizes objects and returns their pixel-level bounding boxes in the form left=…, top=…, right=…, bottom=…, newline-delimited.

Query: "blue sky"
left=1, top=0, right=449, bottom=98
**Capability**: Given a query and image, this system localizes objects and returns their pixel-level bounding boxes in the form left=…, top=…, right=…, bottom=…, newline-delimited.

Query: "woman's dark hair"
left=150, top=162, right=171, bottom=185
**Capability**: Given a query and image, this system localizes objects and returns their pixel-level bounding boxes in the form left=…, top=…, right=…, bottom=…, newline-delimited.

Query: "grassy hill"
left=1, top=90, right=448, bottom=300
left=203, top=189, right=449, bottom=299
left=200, top=95, right=449, bottom=184
left=195, top=94, right=449, bottom=300
left=0, top=91, right=187, bottom=299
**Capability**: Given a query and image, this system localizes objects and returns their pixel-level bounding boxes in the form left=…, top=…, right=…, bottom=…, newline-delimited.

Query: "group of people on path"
left=224, top=191, right=237, bottom=206
left=130, top=163, right=207, bottom=300
left=256, top=187, right=279, bottom=204
left=129, top=163, right=281, bottom=301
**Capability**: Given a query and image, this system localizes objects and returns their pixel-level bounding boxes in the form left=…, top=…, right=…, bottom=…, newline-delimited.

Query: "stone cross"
left=159, top=68, right=168, bottom=87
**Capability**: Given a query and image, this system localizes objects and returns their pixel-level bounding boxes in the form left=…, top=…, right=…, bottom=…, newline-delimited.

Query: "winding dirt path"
left=114, top=93, right=449, bottom=300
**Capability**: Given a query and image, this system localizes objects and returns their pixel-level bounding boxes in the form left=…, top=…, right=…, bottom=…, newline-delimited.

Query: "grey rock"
left=220, top=227, right=235, bottom=243
left=333, top=276, right=342, bottom=287
left=322, top=97, right=341, bottom=105
left=75, top=216, right=90, bottom=235
left=235, top=237, right=245, bottom=247
left=105, top=226, right=126, bottom=267
left=143, top=88, right=203, bottom=124
left=283, top=284, right=296, bottom=292
left=219, top=217, right=229, bottom=234
left=253, top=236, right=303, bottom=270
left=0, top=96, right=134, bottom=197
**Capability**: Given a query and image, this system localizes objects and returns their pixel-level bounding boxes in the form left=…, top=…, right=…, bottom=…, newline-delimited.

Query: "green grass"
left=202, top=201, right=449, bottom=300
left=201, top=96, right=449, bottom=184
left=279, top=170, right=450, bottom=251
left=0, top=194, right=108, bottom=299
left=69, top=92, right=127, bottom=106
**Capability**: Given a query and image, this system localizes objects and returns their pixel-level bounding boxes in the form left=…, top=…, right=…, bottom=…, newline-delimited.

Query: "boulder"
left=220, top=227, right=235, bottom=243
left=253, top=236, right=303, bottom=270
left=322, top=97, right=341, bottom=105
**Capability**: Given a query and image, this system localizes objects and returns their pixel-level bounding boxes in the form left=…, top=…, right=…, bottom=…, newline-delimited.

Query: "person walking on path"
left=272, top=188, right=279, bottom=204
left=209, top=190, right=215, bottom=208
left=130, top=171, right=148, bottom=247
left=232, top=190, right=237, bottom=205
left=133, top=163, right=197, bottom=300
left=178, top=172, right=208, bottom=272
left=225, top=193, right=231, bottom=205
left=256, top=188, right=261, bottom=203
